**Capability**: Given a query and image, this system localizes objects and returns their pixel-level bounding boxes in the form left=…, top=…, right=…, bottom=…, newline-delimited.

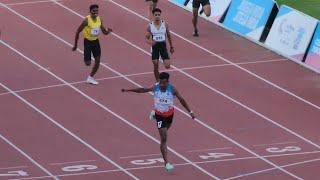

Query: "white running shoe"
left=165, top=163, right=174, bottom=171
left=149, top=110, right=156, bottom=120
left=86, top=76, right=99, bottom=85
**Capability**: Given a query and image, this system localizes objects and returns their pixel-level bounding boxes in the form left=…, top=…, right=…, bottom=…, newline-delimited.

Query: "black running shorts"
left=84, top=38, right=101, bottom=62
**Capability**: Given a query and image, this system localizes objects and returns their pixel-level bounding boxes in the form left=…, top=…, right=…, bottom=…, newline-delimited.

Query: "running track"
left=0, top=0, right=319, bottom=179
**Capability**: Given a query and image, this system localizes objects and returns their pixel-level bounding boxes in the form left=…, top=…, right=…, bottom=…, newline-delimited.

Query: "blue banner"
left=223, top=0, right=275, bottom=40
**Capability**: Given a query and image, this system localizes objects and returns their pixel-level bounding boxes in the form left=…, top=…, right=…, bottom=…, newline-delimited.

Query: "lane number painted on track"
left=199, top=152, right=235, bottom=160
left=62, top=165, right=98, bottom=172
left=266, top=146, right=301, bottom=153
left=0, top=170, right=28, bottom=177
left=131, top=158, right=164, bottom=165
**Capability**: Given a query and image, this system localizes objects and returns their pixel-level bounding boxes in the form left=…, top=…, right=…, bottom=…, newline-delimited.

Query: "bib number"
left=91, top=27, right=100, bottom=36
left=159, top=98, right=168, bottom=103
left=153, top=35, right=165, bottom=42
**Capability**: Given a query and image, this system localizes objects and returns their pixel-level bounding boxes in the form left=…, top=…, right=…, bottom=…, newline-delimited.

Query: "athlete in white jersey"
left=146, top=8, right=174, bottom=82
left=121, top=72, right=195, bottom=171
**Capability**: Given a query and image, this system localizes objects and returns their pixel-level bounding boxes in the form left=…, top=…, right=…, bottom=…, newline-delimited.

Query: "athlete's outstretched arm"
left=100, top=18, right=112, bottom=35
left=166, top=23, right=174, bottom=54
left=174, top=87, right=195, bottom=119
left=121, top=86, right=154, bottom=93
left=72, top=19, right=87, bottom=51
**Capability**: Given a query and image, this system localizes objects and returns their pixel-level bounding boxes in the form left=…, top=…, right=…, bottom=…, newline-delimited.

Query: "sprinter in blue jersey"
left=121, top=72, right=195, bottom=171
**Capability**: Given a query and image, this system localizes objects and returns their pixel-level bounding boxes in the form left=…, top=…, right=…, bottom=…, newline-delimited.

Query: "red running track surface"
left=0, top=0, right=319, bottom=179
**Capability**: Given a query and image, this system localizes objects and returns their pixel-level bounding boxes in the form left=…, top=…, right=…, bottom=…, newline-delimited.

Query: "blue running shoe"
left=165, top=163, right=174, bottom=171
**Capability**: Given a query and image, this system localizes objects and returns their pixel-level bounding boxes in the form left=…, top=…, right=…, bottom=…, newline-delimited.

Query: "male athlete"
left=146, top=0, right=158, bottom=20
left=72, top=4, right=112, bottom=85
left=146, top=8, right=174, bottom=82
left=185, top=0, right=211, bottom=36
left=121, top=72, right=195, bottom=171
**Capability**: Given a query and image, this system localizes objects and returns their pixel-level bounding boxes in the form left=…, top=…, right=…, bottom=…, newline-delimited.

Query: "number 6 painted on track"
left=62, top=165, right=98, bottom=172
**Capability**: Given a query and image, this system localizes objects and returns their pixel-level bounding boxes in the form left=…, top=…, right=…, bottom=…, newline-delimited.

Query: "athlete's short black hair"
left=90, top=4, right=99, bottom=11
left=159, top=72, right=170, bottom=81
left=152, top=8, right=162, bottom=14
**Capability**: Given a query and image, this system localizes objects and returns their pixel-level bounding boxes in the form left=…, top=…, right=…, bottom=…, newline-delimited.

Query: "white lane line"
left=5, top=0, right=61, bottom=6
left=0, top=166, right=28, bottom=170
left=49, top=160, right=97, bottom=166
left=119, top=153, right=162, bottom=159
left=1, top=14, right=218, bottom=175
left=11, top=150, right=320, bottom=180
left=104, top=0, right=320, bottom=157
left=0, top=79, right=138, bottom=180
left=15, top=1, right=222, bottom=178
left=225, top=158, right=320, bottom=180
left=0, top=58, right=285, bottom=97
left=106, top=0, right=320, bottom=151
left=0, top=127, right=58, bottom=179
left=37, top=1, right=303, bottom=179
left=253, top=141, right=298, bottom=147
left=115, top=0, right=320, bottom=111
left=188, top=147, right=233, bottom=153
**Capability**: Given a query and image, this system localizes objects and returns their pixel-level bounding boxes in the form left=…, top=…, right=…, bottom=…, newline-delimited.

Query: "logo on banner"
left=277, top=18, right=306, bottom=50
left=293, top=28, right=305, bottom=50
left=232, top=0, right=264, bottom=30
left=278, top=19, right=294, bottom=47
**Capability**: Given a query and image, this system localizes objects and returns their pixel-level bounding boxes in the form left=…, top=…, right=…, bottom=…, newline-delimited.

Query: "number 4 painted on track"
left=131, top=158, right=164, bottom=165
left=0, top=170, right=28, bottom=177
left=199, top=152, right=235, bottom=160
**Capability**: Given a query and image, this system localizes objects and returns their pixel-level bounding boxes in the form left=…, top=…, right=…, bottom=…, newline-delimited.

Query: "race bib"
left=91, top=27, right=100, bottom=36
left=157, top=98, right=169, bottom=104
left=153, top=34, right=165, bottom=42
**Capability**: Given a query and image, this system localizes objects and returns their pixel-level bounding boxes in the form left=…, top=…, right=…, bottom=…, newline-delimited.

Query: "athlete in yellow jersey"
left=72, top=4, right=112, bottom=85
